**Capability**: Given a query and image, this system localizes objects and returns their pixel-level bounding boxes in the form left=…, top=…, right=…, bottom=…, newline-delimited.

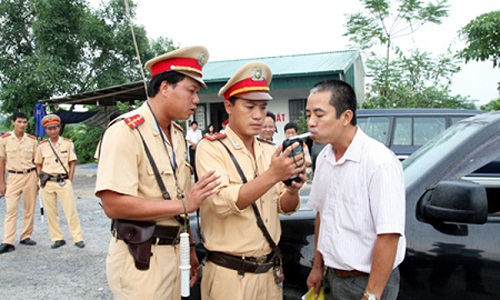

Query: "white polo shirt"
left=308, top=128, right=406, bottom=273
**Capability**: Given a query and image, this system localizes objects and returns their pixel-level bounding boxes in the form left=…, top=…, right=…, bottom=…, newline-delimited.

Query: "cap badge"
left=198, top=53, right=208, bottom=66
left=252, top=68, right=264, bottom=81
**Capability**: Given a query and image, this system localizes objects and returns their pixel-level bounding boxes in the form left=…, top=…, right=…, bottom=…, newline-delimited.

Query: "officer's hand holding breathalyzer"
left=279, top=132, right=310, bottom=186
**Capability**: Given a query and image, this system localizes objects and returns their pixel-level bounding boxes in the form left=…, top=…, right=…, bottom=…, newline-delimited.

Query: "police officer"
left=0, top=112, right=38, bottom=254
left=195, top=62, right=307, bottom=299
left=95, top=46, right=221, bottom=299
left=35, top=114, right=85, bottom=249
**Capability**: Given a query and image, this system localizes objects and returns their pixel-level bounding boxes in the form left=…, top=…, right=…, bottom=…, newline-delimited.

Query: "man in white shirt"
left=186, top=121, right=202, bottom=180
left=305, top=80, right=405, bottom=300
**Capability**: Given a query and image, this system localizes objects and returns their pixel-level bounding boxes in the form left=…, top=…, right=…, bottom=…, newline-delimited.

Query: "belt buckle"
left=254, top=262, right=272, bottom=274
left=22, top=169, right=28, bottom=174
left=255, top=255, right=267, bottom=264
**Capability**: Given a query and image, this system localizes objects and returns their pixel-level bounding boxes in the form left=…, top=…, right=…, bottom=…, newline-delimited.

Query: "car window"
left=414, top=117, right=446, bottom=146
left=357, top=116, right=390, bottom=146
left=393, top=117, right=412, bottom=146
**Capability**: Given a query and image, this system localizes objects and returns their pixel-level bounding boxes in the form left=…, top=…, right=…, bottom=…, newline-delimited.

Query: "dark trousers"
left=189, top=147, right=198, bottom=182
left=324, top=267, right=400, bottom=300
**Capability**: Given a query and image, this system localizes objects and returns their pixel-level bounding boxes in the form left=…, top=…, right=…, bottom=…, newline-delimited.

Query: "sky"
left=92, top=0, right=499, bottom=106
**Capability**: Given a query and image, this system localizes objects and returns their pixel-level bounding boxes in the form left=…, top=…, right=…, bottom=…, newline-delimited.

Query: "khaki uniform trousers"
left=40, top=180, right=83, bottom=242
left=2, top=171, right=38, bottom=244
left=106, top=238, right=181, bottom=300
left=201, top=261, right=282, bottom=300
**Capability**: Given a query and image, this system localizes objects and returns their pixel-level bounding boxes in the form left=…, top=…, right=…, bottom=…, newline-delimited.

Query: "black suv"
left=192, top=111, right=500, bottom=299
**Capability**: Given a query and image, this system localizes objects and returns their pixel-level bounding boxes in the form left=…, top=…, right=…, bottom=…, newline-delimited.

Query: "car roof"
left=357, top=108, right=484, bottom=116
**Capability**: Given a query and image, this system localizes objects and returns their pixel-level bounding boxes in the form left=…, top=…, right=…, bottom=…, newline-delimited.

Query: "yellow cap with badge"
left=41, top=114, right=61, bottom=128
left=218, top=61, right=273, bottom=101
left=144, top=45, right=209, bottom=88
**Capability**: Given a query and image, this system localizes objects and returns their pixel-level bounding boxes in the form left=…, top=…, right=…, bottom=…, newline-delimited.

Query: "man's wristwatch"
left=363, top=290, right=377, bottom=300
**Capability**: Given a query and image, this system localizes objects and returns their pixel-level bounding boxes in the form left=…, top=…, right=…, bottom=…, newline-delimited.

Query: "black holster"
left=114, top=219, right=156, bottom=270
left=39, top=171, right=50, bottom=188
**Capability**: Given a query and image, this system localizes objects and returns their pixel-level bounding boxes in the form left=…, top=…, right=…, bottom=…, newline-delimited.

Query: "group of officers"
left=1, top=45, right=405, bottom=300
left=0, top=113, right=84, bottom=254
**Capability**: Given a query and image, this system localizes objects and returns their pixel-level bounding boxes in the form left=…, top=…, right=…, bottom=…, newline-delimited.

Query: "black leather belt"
left=47, top=174, right=69, bottom=182
left=8, top=168, right=36, bottom=174
left=206, top=250, right=274, bottom=274
left=113, top=224, right=181, bottom=246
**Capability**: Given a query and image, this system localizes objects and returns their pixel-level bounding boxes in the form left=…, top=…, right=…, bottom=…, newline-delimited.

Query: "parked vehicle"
left=311, top=108, right=483, bottom=165
left=192, top=111, right=500, bottom=299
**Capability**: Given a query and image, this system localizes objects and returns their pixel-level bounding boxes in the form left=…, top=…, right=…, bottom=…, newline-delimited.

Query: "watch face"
left=368, top=295, right=377, bottom=300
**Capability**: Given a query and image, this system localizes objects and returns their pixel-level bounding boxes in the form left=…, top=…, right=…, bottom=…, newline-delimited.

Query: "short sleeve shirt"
left=0, top=132, right=37, bottom=171
left=35, top=137, right=77, bottom=174
left=94, top=102, right=192, bottom=226
left=308, top=128, right=406, bottom=272
left=195, top=125, right=298, bottom=257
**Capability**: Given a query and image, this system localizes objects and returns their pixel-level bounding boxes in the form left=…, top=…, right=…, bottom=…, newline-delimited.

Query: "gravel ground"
left=0, top=164, right=113, bottom=299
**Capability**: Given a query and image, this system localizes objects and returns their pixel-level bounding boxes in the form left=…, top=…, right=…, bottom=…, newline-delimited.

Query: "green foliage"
left=458, top=10, right=500, bottom=68
left=62, top=123, right=104, bottom=164
left=345, top=0, right=475, bottom=109
left=480, top=98, right=500, bottom=111
left=0, top=0, right=174, bottom=162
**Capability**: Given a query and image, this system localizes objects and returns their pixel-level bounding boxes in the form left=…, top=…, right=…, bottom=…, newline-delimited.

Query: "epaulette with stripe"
left=172, top=122, right=184, bottom=133
left=1, top=133, right=11, bottom=139
left=256, top=137, right=275, bottom=146
left=124, top=114, right=144, bottom=129
left=204, top=132, right=227, bottom=141
left=27, top=134, right=36, bottom=140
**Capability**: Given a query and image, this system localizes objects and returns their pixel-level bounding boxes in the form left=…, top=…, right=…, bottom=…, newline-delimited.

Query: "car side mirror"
left=416, top=180, right=488, bottom=225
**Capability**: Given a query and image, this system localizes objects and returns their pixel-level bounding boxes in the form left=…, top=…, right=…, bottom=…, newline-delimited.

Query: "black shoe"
left=0, top=243, right=15, bottom=254
left=74, top=241, right=85, bottom=249
left=51, top=240, right=66, bottom=249
left=20, top=238, right=37, bottom=246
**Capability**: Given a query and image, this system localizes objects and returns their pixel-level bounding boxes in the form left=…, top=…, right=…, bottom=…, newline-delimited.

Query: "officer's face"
left=12, top=117, right=28, bottom=134
left=226, top=98, right=268, bottom=138
left=164, top=77, right=202, bottom=120
left=45, top=125, right=60, bottom=139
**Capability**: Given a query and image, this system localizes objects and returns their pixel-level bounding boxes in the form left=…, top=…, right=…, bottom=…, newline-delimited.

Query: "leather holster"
left=114, top=219, right=156, bottom=270
left=39, top=171, right=50, bottom=188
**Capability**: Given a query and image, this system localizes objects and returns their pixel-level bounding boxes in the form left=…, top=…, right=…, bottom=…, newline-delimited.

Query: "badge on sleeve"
left=124, top=114, right=145, bottom=129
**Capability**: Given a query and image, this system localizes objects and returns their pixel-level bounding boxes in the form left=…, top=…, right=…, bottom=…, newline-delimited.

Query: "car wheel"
left=283, top=285, right=305, bottom=300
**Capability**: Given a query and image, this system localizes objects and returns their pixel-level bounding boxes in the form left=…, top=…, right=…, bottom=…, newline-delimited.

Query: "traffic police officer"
left=195, top=62, right=307, bottom=299
left=95, top=46, right=221, bottom=299
left=35, top=114, right=85, bottom=249
left=0, top=112, right=38, bottom=254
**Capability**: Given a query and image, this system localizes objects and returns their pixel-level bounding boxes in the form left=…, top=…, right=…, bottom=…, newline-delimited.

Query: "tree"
left=344, top=0, right=475, bottom=108
left=0, top=0, right=174, bottom=116
left=458, top=10, right=500, bottom=68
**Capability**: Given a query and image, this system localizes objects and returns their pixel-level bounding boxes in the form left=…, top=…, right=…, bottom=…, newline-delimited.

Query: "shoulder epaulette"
left=63, top=137, right=72, bottom=142
left=204, top=132, right=227, bottom=141
left=172, top=122, right=184, bottom=133
left=124, top=114, right=144, bottom=129
left=27, top=134, right=36, bottom=140
left=1, top=133, right=11, bottom=139
left=39, top=140, right=48, bottom=144
left=256, top=137, right=275, bottom=146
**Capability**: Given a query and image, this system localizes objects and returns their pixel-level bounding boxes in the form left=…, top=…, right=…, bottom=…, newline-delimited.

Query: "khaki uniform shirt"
left=95, top=102, right=191, bottom=226
left=196, top=125, right=298, bottom=257
left=0, top=132, right=37, bottom=171
left=35, top=137, right=77, bottom=174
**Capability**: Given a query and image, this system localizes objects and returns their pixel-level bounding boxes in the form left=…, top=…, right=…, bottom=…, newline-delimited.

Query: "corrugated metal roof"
left=203, top=49, right=360, bottom=82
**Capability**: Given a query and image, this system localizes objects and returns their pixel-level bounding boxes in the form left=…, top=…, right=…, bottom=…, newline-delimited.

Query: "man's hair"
left=266, top=111, right=276, bottom=123
left=147, top=71, right=186, bottom=97
left=12, top=112, right=28, bottom=121
left=310, top=80, right=357, bottom=126
left=284, top=122, right=298, bottom=133
left=190, top=121, right=198, bottom=126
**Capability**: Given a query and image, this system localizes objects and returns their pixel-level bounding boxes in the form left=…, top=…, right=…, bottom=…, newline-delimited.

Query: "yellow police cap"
left=144, top=46, right=209, bottom=88
left=41, top=114, right=61, bottom=128
left=218, top=61, right=273, bottom=101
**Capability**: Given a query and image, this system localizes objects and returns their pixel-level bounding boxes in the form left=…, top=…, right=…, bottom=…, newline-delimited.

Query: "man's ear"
left=159, top=80, right=171, bottom=97
left=343, top=110, right=354, bottom=126
left=224, top=99, right=233, bottom=115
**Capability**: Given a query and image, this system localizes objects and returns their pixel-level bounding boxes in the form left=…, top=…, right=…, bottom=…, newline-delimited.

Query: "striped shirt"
left=308, top=128, right=406, bottom=273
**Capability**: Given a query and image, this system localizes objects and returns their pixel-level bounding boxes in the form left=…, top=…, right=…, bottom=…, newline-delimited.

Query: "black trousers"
left=189, top=146, right=198, bottom=182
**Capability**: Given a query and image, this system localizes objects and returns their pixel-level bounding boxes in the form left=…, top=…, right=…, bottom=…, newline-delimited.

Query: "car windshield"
left=403, top=116, right=500, bottom=189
